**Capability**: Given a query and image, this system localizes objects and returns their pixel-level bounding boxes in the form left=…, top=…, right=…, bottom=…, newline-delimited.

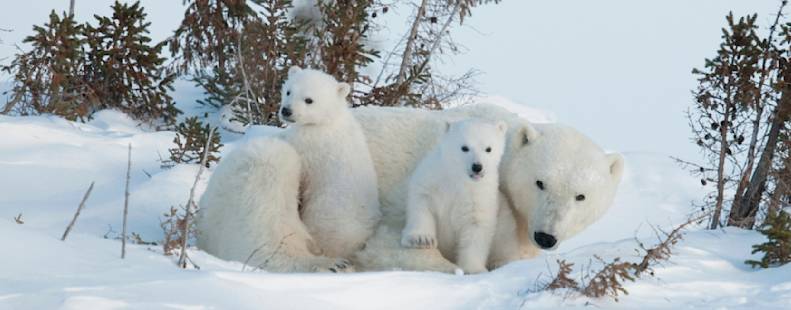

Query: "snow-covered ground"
left=1, top=100, right=789, bottom=309
left=2, top=1, right=791, bottom=309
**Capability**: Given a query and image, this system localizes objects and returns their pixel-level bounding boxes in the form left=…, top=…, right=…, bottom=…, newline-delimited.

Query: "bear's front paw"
left=401, top=233, right=437, bottom=249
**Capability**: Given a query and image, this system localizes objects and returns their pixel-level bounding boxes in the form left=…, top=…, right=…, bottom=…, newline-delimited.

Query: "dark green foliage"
left=167, top=117, right=223, bottom=168
left=1, top=12, right=96, bottom=120
left=229, top=0, right=308, bottom=126
left=85, top=1, right=180, bottom=127
left=311, top=0, right=380, bottom=102
left=172, top=0, right=501, bottom=125
left=687, top=5, right=791, bottom=230
left=168, top=0, right=256, bottom=75
left=194, top=67, right=243, bottom=109
left=746, top=210, right=791, bottom=268
left=175, top=0, right=307, bottom=127
left=2, top=2, right=179, bottom=126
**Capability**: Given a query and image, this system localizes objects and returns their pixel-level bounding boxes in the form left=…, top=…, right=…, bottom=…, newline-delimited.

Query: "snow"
left=1, top=104, right=790, bottom=309
left=2, top=1, right=791, bottom=308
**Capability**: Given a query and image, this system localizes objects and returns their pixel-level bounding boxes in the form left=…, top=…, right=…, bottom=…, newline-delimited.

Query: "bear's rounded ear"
left=606, top=153, right=625, bottom=182
left=288, top=66, right=302, bottom=76
left=495, top=121, right=508, bottom=135
left=515, top=122, right=540, bottom=147
left=337, top=82, right=351, bottom=98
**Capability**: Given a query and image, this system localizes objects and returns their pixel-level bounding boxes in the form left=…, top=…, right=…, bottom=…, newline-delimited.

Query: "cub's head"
left=441, top=119, right=508, bottom=181
left=279, top=66, right=351, bottom=125
left=501, top=122, right=624, bottom=250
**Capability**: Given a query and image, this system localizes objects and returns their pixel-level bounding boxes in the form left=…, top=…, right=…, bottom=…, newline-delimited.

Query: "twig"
left=396, top=0, right=429, bottom=85
left=424, top=0, right=462, bottom=68
left=122, top=143, right=132, bottom=259
left=177, top=129, right=214, bottom=268
left=61, top=182, right=95, bottom=241
left=14, top=213, right=23, bottom=224
left=235, top=27, right=257, bottom=124
left=241, top=233, right=294, bottom=272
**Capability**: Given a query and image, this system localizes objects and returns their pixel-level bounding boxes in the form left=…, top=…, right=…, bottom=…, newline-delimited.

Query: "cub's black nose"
left=534, top=232, right=557, bottom=249
left=281, top=107, right=292, bottom=117
left=471, top=163, right=483, bottom=173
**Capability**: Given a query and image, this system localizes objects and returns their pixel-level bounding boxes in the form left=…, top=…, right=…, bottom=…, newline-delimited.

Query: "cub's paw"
left=401, top=233, right=437, bottom=249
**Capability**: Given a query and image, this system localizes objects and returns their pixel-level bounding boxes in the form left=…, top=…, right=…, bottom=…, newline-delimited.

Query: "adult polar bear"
left=198, top=102, right=625, bottom=272
left=351, top=104, right=624, bottom=271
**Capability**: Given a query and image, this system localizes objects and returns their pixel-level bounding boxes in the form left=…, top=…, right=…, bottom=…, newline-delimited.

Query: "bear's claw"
left=401, top=234, right=437, bottom=249
left=319, top=258, right=354, bottom=273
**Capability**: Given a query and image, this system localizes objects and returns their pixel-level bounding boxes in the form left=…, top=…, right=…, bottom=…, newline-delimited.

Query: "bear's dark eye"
left=485, top=147, right=492, bottom=153
left=536, top=180, right=544, bottom=190
left=576, top=194, right=586, bottom=201
left=305, top=98, right=313, bottom=104
left=461, top=145, right=469, bottom=152
left=286, top=90, right=291, bottom=96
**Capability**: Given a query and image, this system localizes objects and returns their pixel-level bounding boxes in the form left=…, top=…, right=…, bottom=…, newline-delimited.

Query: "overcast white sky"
left=0, top=0, right=782, bottom=161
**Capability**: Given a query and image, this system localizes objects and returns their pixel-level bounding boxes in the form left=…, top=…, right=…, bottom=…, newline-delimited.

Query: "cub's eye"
left=286, top=90, right=291, bottom=96
left=576, top=194, right=586, bottom=201
left=461, top=146, right=469, bottom=152
left=305, top=98, right=313, bottom=104
left=536, top=180, right=545, bottom=190
left=485, top=147, right=492, bottom=153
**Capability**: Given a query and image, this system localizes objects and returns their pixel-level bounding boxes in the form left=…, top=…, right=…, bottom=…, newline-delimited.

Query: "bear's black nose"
left=534, top=232, right=557, bottom=249
left=281, top=107, right=292, bottom=117
left=471, top=163, right=483, bottom=173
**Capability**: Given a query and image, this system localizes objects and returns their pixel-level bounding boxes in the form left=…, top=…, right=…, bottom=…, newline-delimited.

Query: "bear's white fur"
left=195, top=137, right=352, bottom=272
left=196, top=67, right=380, bottom=272
left=197, top=85, right=624, bottom=272
left=401, top=119, right=507, bottom=274
left=277, top=67, right=381, bottom=259
left=351, top=104, right=624, bottom=271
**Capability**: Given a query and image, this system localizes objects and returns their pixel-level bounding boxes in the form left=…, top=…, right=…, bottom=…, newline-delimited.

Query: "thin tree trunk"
left=61, top=182, right=95, bottom=241
left=733, top=92, right=790, bottom=228
left=729, top=2, right=785, bottom=227
left=398, top=0, right=462, bottom=107
left=69, top=0, right=75, bottom=16
left=177, top=129, right=214, bottom=268
left=121, top=143, right=131, bottom=259
left=396, top=0, right=429, bottom=85
left=425, top=1, right=462, bottom=66
left=710, top=103, right=732, bottom=230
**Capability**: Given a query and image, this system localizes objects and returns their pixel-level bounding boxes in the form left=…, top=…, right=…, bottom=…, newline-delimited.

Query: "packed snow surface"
left=1, top=99, right=789, bottom=309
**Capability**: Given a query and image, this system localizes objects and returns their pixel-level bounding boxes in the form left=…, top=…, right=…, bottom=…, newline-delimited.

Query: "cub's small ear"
left=606, top=153, right=625, bottom=183
left=337, top=82, right=351, bottom=98
left=495, top=121, right=508, bottom=135
left=288, top=66, right=302, bottom=76
left=514, top=122, right=540, bottom=147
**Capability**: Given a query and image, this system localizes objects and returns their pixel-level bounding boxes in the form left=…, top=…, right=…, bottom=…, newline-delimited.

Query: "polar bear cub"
left=401, top=119, right=508, bottom=273
left=278, top=66, right=381, bottom=259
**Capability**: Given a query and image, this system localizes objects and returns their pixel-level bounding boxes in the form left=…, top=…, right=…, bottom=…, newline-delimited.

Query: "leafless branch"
left=177, top=128, right=214, bottom=268
left=61, top=181, right=95, bottom=241
left=121, top=143, right=132, bottom=259
left=396, top=0, right=429, bottom=85
left=241, top=233, right=295, bottom=272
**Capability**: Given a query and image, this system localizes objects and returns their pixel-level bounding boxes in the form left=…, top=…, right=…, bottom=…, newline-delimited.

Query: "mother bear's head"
left=499, top=121, right=624, bottom=251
